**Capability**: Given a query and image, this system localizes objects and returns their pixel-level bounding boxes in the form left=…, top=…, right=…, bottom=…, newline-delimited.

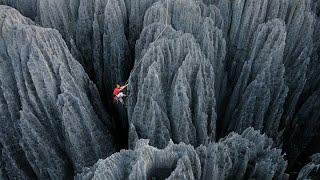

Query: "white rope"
left=126, top=0, right=170, bottom=105
left=130, top=0, right=170, bottom=76
left=154, top=0, right=169, bottom=41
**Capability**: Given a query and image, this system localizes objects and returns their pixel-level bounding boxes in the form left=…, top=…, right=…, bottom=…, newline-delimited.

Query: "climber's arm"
left=120, top=84, right=127, bottom=91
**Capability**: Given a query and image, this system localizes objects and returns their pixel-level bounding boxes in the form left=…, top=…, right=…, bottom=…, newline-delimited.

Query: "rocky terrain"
left=0, top=0, right=319, bottom=179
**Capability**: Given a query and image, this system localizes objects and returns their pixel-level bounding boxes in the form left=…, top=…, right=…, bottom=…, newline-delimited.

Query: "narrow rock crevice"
left=106, top=103, right=129, bottom=151
left=0, top=0, right=319, bottom=179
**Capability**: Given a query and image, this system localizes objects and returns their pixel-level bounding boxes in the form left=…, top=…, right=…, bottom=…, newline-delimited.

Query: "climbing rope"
left=154, top=0, right=169, bottom=41
left=130, top=0, right=170, bottom=77
left=122, top=0, right=170, bottom=106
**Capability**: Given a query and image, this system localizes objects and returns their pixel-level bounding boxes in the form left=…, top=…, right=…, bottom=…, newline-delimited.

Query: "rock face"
left=297, top=153, right=320, bottom=180
left=0, top=0, right=130, bottom=101
left=128, top=0, right=319, bottom=168
left=76, top=128, right=288, bottom=180
left=0, top=6, right=114, bottom=179
left=128, top=27, right=217, bottom=148
left=0, top=0, right=319, bottom=179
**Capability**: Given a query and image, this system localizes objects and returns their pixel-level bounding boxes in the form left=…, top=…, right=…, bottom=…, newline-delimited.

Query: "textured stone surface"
left=0, top=0, right=319, bottom=179
left=76, top=128, right=288, bottom=180
left=128, top=28, right=217, bottom=148
left=0, top=6, right=114, bottom=179
left=128, top=0, right=319, bottom=170
left=0, top=0, right=130, bottom=100
left=224, top=19, right=288, bottom=142
left=297, top=153, right=320, bottom=180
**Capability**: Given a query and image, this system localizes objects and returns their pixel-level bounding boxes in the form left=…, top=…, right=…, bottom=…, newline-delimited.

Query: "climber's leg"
left=117, top=92, right=125, bottom=104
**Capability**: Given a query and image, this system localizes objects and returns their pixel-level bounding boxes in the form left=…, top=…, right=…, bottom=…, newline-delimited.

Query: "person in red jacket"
left=113, top=84, right=127, bottom=104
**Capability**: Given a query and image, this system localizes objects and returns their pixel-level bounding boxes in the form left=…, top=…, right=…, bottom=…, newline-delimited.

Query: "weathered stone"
left=76, top=128, right=288, bottom=180
left=0, top=6, right=115, bottom=179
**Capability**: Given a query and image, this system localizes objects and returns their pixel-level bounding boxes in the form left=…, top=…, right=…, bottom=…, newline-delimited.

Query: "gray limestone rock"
left=142, top=0, right=227, bottom=112
left=126, top=0, right=319, bottom=176
left=284, top=88, right=320, bottom=168
left=0, top=6, right=115, bottom=179
left=0, top=0, right=130, bottom=99
left=0, top=0, right=319, bottom=179
left=126, top=0, right=320, bottom=177
left=224, top=19, right=288, bottom=142
left=76, top=128, right=288, bottom=180
left=297, top=153, right=320, bottom=180
left=197, top=128, right=288, bottom=180
left=128, top=28, right=217, bottom=148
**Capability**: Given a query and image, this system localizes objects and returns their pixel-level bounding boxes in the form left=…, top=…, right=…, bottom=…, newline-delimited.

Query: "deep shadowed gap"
left=94, top=75, right=129, bottom=150
left=108, top=103, right=129, bottom=150
left=107, top=41, right=136, bottom=151
left=100, top=55, right=134, bottom=151
left=149, top=167, right=173, bottom=179
left=285, top=135, right=320, bottom=180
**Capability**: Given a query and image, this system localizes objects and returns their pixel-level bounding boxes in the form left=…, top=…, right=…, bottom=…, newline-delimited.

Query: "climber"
left=113, top=83, right=128, bottom=104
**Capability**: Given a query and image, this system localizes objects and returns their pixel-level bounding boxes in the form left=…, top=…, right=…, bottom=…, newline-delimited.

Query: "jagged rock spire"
left=0, top=6, right=115, bottom=179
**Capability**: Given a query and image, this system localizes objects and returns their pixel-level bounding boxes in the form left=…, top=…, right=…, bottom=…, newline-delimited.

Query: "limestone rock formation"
left=128, top=27, right=217, bottom=148
left=76, top=128, right=288, bottom=180
left=0, top=0, right=319, bottom=179
left=0, top=0, right=130, bottom=101
left=297, top=153, right=320, bottom=180
left=0, top=6, right=114, bottom=179
left=223, top=19, right=288, bottom=142
left=127, top=0, right=320, bottom=174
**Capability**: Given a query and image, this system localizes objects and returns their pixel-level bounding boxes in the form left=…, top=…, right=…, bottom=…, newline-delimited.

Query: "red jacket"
left=113, top=85, right=127, bottom=102
left=113, top=88, right=121, bottom=96
left=113, top=85, right=127, bottom=96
